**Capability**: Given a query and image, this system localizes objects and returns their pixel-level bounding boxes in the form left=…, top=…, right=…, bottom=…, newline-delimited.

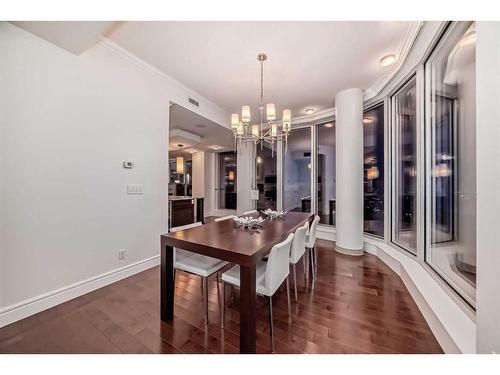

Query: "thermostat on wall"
left=123, top=161, right=134, bottom=169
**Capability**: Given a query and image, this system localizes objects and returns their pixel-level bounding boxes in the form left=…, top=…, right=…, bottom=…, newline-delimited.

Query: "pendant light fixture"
left=176, top=144, right=185, bottom=174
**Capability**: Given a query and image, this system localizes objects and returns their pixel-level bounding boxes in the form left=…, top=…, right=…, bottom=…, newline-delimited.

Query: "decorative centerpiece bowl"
left=233, top=216, right=265, bottom=229
left=261, top=209, right=287, bottom=220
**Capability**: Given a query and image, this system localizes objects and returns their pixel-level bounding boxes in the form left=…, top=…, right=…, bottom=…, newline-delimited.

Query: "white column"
left=236, top=142, right=254, bottom=215
left=335, top=88, right=364, bottom=256
left=191, top=151, right=205, bottom=199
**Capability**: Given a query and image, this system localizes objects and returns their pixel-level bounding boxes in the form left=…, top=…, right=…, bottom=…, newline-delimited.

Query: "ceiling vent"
left=188, top=97, right=199, bottom=107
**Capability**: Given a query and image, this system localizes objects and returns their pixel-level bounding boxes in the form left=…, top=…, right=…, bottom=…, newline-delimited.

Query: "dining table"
left=160, top=210, right=314, bottom=353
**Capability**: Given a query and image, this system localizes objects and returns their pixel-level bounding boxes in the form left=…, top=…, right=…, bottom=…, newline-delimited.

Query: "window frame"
left=423, top=21, right=476, bottom=308
left=363, top=102, right=386, bottom=239
left=390, top=74, right=419, bottom=255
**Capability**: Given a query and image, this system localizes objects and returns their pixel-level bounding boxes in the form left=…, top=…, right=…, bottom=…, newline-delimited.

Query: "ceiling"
left=106, top=21, right=412, bottom=121
left=13, top=21, right=114, bottom=54
left=168, top=104, right=234, bottom=157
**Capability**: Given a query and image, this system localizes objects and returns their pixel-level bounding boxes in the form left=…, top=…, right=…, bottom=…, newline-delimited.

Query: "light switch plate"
left=250, top=189, right=259, bottom=200
left=127, top=184, right=144, bottom=194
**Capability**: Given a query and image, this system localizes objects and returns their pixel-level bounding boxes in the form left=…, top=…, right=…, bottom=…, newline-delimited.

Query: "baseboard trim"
left=335, top=245, right=363, bottom=256
left=0, top=255, right=160, bottom=328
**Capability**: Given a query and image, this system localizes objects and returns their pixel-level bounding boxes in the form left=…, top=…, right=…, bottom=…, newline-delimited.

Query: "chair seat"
left=175, top=248, right=193, bottom=262
left=175, top=253, right=228, bottom=277
left=221, top=262, right=271, bottom=296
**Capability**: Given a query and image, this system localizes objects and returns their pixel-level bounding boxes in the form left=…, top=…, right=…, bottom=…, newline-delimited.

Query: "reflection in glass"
left=363, top=105, right=384, bottom=237
left=316, top=123, right=336, bottom=225
left=218, top=151, right=237, bottom=209
left=256, top=144, right=277, bottom=210
left=425, top=24, right=476, bottom=304
left=393, top=78, right=417, bottom=253
left=283, top=127, right=311, bottom=213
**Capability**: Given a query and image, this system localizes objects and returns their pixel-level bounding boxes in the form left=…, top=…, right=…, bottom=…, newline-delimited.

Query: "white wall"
left=0, top=22, right=228, bottom=323
left=476, top=21, right=500, bottom=354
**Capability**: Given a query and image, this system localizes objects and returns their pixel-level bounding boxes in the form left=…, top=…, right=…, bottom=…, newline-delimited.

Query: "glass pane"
left=256, top=144, right=277, bottom=210
left=426, top=24, right=476, bottom=304
left=218, top=151, right=237, bottom=209
left=283, top=127, right=311, bottom=213
left=393, top=78, right=417, bottom=253
left=317, top=122, right=336, bottom=225
left=363, top=105, right=384, bottom=237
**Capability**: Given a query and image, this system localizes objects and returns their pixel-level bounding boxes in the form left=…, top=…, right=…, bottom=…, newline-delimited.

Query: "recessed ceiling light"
left=305, top=108, right=314, bottom=115
left=211, top=146, right=221, bottom=150
left=380, top=54, right=396, bottom=67
left=363, top=117, right=374, bottom=124
left=188, top=149, right=197, bottom=154
left=324, top=123, right=334, bottom=128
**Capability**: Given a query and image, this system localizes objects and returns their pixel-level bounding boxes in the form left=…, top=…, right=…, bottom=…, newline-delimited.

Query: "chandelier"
left=230, top=53, right=292, bottom=154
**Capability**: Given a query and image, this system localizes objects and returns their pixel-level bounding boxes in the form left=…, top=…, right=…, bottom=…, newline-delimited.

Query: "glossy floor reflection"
left=0, top=239, right=443, bottom=354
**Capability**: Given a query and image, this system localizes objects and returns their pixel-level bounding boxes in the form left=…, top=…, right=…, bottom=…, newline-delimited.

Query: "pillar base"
left=335, top=244, right=364, bottom=257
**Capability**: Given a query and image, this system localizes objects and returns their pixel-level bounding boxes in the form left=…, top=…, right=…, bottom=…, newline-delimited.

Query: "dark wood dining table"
left=160, top=211, right=314, bottom=353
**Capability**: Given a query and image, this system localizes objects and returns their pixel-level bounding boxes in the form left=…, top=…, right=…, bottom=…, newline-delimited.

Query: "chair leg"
left=309, top=248, right=316, bottom=279
left=221, top=281, right=225, bottom=328
left=203, top=277, right=208, bottom=325
left=268, top=296, right=274, bottom=353
left=302, top=256, right=307, bottom=286
left=314, top=246, right=318, bottom=269
left=292, top=264, right=298, bottom=302
left=285, top=277, right=291, bottom=315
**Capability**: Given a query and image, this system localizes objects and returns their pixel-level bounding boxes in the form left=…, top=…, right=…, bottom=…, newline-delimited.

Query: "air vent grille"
left=188, top=97, right=199, bottom=107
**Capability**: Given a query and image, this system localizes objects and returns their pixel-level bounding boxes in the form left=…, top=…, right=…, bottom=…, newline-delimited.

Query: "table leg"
left=239, top=264, right=257, bottom=353
left=161, top=238, right=175, bottom=322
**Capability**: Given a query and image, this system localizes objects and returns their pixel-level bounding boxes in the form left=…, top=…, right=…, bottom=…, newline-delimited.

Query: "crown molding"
left=94, top=36, right=230, bottom=119
left=363, top=21, right=424, bottom=101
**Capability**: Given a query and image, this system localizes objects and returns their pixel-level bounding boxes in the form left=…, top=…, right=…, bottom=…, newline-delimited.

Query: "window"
left=218, top=151, right=237, bottom=209
left=256, top=144, right=277, bottom=210
left=392, top=78, right=417, bottom=253
left=425, top=23, right=476, bottom=305
left=283, top=127, right=311, bottom=213
left=316, top=122, right=336, bottom=225
left=363, top=104, right=384, bottom=237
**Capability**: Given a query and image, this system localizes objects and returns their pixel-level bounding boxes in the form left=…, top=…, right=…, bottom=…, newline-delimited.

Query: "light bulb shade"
left=266, top=103, right=276, bottom=121
left=231, top=113, right=240, bottom=130
left=282, top=109, right=292, bottom=131
left=270, top=123, right=278, bottom=137
left=241, top=106, right=251, bottom=123
left=176, top=156, right=184, bottom=174
left=251, top=124, right=259, bottom=137
left=236, top=122, right=244, bottom=136
left=282, top=109, right=291, bottom=122
left=367, top=166, right=379, bottom=180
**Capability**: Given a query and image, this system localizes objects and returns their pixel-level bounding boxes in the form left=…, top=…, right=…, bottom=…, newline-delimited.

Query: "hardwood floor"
left=0, top=239, right=443, bottom=354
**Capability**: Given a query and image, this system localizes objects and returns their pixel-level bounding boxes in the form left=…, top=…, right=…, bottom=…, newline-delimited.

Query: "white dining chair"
left=214, top=215, right=235, bottom=222
left=242, top=210, right=257, bottom=215
left=289, top=221, right=309, bottom=301
left=170, top=222, right=228, bottom=324
left=305, top=215, right=320, bottom=279
left=221, top=233, right=294, bottom=352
